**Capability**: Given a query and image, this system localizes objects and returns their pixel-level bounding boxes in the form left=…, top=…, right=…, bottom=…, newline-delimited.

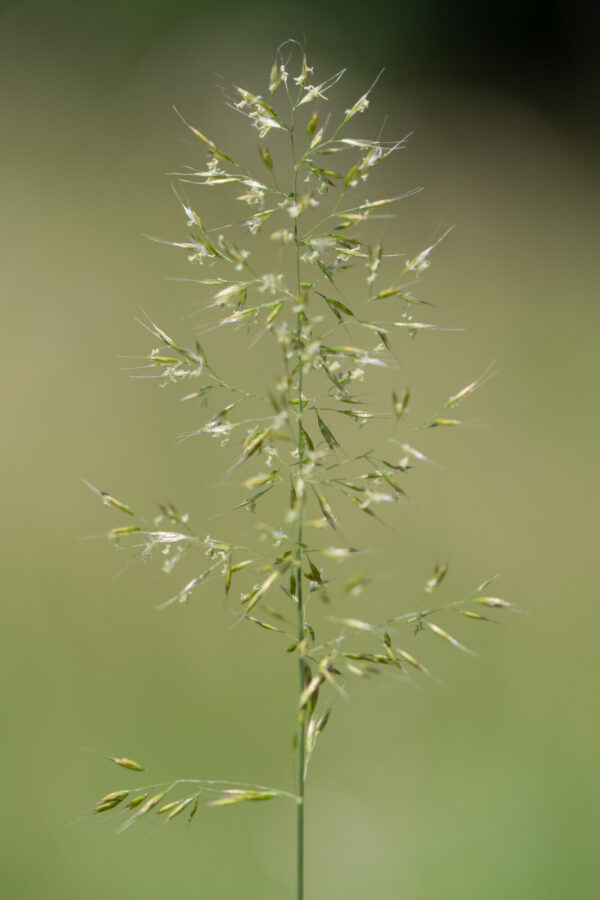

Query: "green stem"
left=291, top=112, right=306, bottom=900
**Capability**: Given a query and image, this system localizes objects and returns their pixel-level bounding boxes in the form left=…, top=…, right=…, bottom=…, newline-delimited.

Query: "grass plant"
left=84, top=41, right=512, bottom=898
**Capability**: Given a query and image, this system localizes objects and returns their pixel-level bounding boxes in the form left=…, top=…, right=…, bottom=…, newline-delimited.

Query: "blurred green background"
left=2, top=1, right=599, bottom=898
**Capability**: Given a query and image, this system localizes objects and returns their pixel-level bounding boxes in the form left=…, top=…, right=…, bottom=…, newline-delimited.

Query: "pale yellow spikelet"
left=473, top=596, right=511, bottom=608
left=209, top=790, right=275, bottom=807
left=167, top=797, right=195, bottom=821
left=427, top=622, right=475, bottom=655
left=136, top=791, right=168, bottom=816
left=110, top=756, right=145, bottom=772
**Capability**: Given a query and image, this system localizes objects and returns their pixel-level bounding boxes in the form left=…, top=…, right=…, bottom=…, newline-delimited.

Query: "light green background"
left=2, top=5, right=599, bottom=898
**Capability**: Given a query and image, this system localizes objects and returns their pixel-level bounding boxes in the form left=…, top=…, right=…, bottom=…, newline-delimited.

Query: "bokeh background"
left=2, top=1, right=599, bottom=898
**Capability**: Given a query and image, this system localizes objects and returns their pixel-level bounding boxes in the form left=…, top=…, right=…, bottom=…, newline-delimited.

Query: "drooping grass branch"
left=84, top=41, right=512, bottom=899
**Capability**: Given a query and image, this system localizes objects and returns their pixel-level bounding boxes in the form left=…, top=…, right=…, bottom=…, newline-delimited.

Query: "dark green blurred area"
left=2, top=2, right=599, bottom=898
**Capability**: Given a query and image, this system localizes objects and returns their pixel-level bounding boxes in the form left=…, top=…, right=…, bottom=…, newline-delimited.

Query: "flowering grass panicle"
left=84, top=41, right=511, bottom=899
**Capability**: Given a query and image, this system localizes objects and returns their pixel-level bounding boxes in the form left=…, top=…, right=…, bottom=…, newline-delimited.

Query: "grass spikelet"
left=427, top=622, right=476, bottom=655
left=187, top=796, right=199, bottom=823
left=299, top=675, right=324, bottom=710
left=116, top=791, right=169, bottom=832
left=84, top=481, right=136, bottom=517
left=473, top=596, right=511, bottom=608
left=136, top=791, right=168, bottom=815
left=322, top=546, right=356, bottom=560
left=424, top=418, right=462, bottom=428
left=333, top=617, right=374, bottom=632
left=314, top=489, right=339, bottom=533
left=96, top=790, right=129, bottom=808
left=157, top=801, right=181, bottom=815
left=444, top=364, right=495, bottom=409
left=444, top=380, right=479, bottom=409
left=95, top=800, right=122, bottom=813
left=316, top=413, right=339, bottom=451
left=242, top=568, right=281, bottom=614
left=396, top=649, right=429, bottom=673
left=392, top=388, right=410, bottom=419
left=208, top=790, right=276, bottom=807
left=461, top=610, right=499, bottom=623
left=167, top=797, right=196, bottom=821
left=125, top=794, right=149, bottom=809
left=425, top=564, right=448, bottom=593
left=244, top=615, right=286, bottom=634
left=343, top=652, right=392, bottom=665
left=109, top=756, right=145, bottom=772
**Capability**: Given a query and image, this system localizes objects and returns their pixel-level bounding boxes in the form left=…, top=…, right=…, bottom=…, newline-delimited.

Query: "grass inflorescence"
left=84, top=40, right=512, bottom=899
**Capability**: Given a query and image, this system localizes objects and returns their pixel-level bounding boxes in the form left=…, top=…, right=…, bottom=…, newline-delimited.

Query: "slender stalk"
left=291, top=111, right=306, bottom=900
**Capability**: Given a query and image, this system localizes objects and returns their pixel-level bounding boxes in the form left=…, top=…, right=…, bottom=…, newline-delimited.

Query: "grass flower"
left=84, top=41, right=511, bottom=899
